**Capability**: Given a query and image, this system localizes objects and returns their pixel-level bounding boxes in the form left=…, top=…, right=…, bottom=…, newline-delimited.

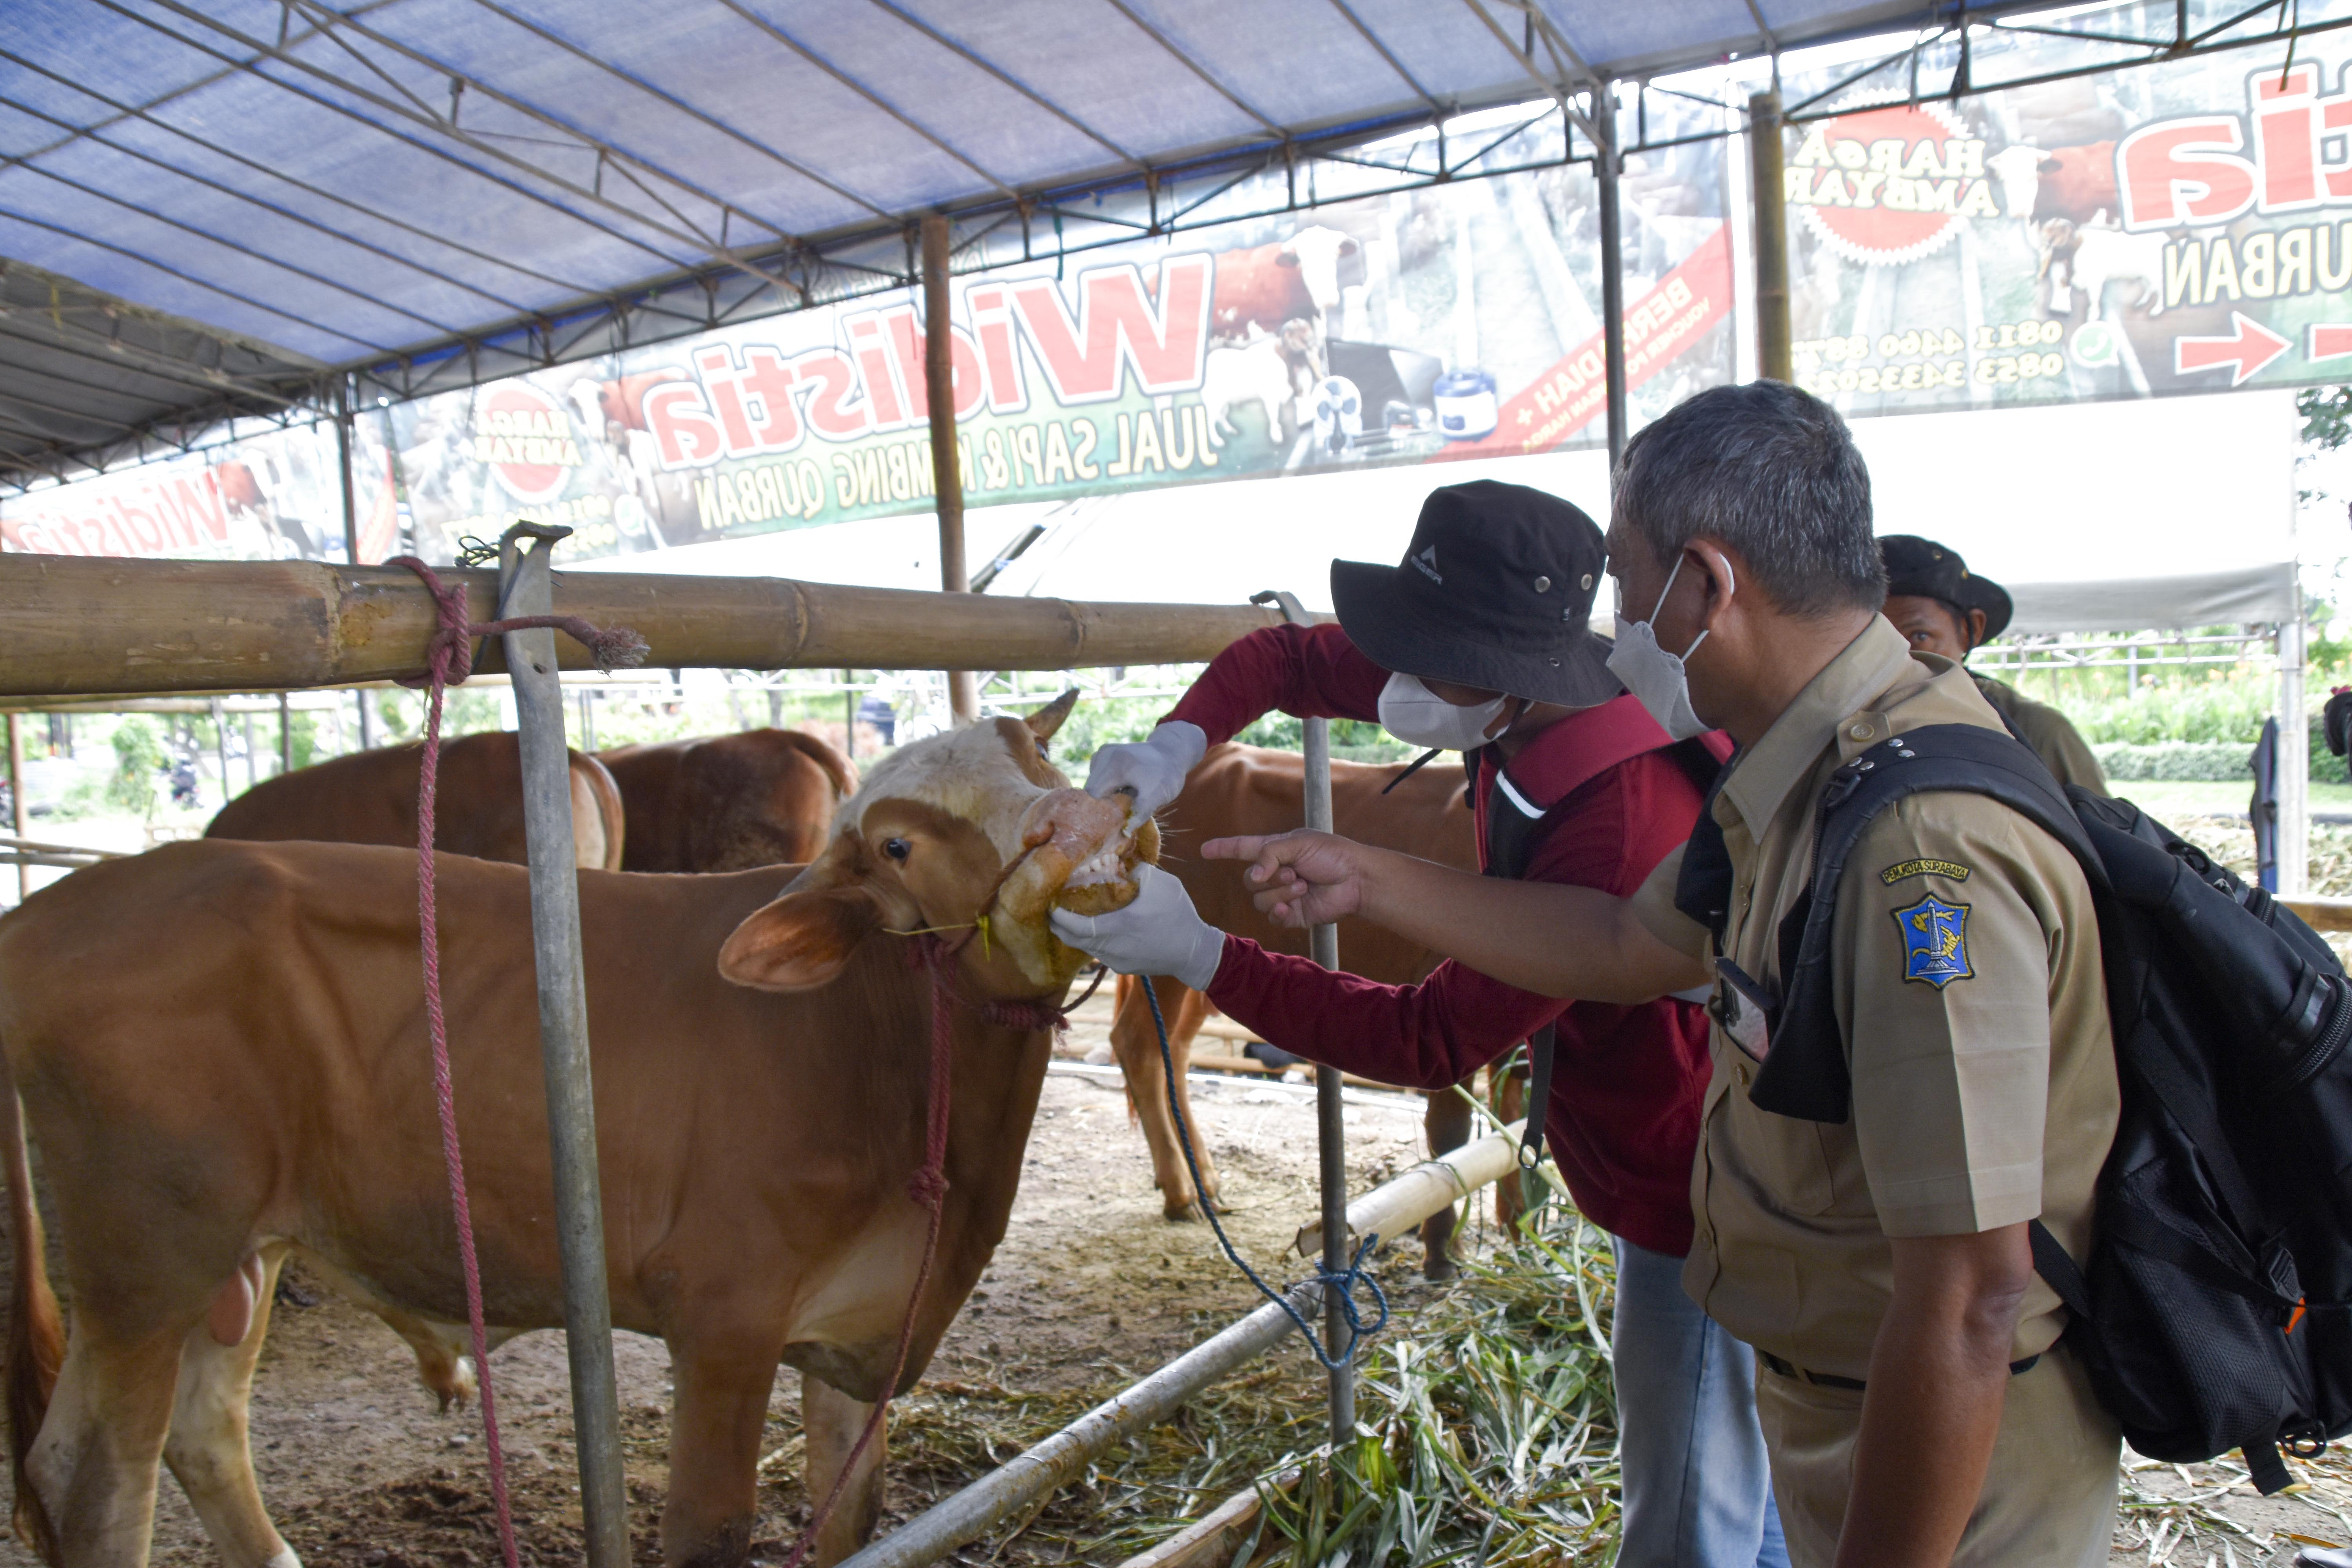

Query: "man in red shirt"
left=1053, top=481, right=1786, bottom=1568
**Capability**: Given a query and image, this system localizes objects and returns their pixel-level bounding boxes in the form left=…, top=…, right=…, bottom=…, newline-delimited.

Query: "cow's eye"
left=882, top=837, right=911, bottom=862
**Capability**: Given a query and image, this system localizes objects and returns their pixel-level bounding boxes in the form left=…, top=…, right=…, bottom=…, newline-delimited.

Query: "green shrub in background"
left=107, top=717, right=163, bottom=818
left=2048, top=676, right=2275, bottom=747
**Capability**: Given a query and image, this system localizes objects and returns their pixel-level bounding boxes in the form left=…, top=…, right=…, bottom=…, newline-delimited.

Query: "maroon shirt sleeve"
left=1203, top=752, right=1684, bottom=1083
left=1160, top=623, right=1390, bottom=747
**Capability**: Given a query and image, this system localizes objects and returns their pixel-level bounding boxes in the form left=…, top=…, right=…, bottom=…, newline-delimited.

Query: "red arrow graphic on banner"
left=2310, top=323, right=2352, bottom=361
left=2173, top=313, right=2290, bottom=385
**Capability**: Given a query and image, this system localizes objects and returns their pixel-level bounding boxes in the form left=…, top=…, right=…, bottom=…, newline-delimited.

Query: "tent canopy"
left=0, top=0, right=2054, bottom=485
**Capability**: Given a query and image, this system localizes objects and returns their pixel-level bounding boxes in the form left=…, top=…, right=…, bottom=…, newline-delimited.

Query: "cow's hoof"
left=1422, top=1250, right=1459, bottom=1283
left=1162, top=1193, right=1230, bottom=1222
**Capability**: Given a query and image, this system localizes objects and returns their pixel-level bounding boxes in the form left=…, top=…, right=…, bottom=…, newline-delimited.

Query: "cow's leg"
left=799, top=1372, right=886, bottom=1568
left=1492, top=1061, right=1530, bottom=1234
left=1108, top=974, right=1225, bottom=1221
left=661, top=1339, right=781, bottom=1568
left=1163, top=988, right=1228, bottom=1216
left=164, top=1244, right=299, bottom=1568
left=26, top=1322, right=186, bottom=1568
left=1419, top=1085, right=1475, bottom=1280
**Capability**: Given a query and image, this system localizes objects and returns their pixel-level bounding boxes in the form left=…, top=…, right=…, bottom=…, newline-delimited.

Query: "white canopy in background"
left=575, top=392, right=2300, bottom=637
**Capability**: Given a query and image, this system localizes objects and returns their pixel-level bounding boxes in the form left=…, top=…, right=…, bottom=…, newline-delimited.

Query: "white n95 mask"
left=1377, top=672, right=1508, bottom=751
left=1605, top=552, right=1726, bottom=742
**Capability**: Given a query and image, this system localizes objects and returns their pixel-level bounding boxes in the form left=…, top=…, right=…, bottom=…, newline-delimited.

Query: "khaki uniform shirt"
left=1973, top=674, right=2110, bottom=797
left=1632, top=618, right=2119, bottom=1380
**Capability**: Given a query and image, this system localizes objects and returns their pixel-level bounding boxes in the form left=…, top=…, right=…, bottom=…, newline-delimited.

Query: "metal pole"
left=1303, top=713, right=1354, bottom=1440
left=922, top=215, right=979, bottom=726
left=278, top=690, right=293, bottom=774
left=844, top=669, right=858, bottom=759
left=1595, top=82, right=1629, bottom=471
left=1748, top=91, right=1793, bottom=382
left=2280, top=612, right=2310, bottom=896
left=1250, top=589, right=1352, bottom=1441
left=495, top=523, right=629, bottom=1568
left=5, top=714, right=23, bottom=906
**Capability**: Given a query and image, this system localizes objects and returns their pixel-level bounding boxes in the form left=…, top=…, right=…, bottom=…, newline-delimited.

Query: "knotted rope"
left=388, top=553, right=646, bottom=1568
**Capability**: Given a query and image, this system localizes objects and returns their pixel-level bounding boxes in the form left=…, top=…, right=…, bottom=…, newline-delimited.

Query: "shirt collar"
left=1717, top=616, right=1915, bottom=838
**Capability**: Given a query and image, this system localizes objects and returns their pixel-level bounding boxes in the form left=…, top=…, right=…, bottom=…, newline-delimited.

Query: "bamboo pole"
left=1749, top=91, right=1793, bottom=382
left=924, top=215, right=980, bottom=726
left=0, top=555, right=1308, bottom=700
left=1595, top=82, right=1629, bottom=470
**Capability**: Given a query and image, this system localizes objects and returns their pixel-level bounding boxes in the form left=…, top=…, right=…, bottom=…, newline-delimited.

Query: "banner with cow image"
left=1782, top=2, right=2352, bottom=412
left=378, top=150, right=1734, bottom=565
left=0, top=417, right=399, bottom=563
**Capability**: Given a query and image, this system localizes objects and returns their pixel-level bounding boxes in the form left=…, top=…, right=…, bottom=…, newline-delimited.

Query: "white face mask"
left=1377, top=671, right=1510, bottom=752
left=1605, top=551, right=1727, bottom=742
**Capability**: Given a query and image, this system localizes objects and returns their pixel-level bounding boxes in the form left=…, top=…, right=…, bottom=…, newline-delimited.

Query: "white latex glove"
left=1082, top=721, right=1207, bottom=819
left=1049, top=864, right=1225, bottom=991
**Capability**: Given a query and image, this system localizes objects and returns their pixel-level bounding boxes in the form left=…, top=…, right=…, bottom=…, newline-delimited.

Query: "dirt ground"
left=5, top=1007, right=2352, bottom=1568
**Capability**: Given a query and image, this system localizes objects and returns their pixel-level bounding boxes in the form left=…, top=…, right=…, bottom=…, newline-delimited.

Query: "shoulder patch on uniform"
left=1893, top=895, right=1973, bottom=989
left=1880, top=858, right=1971, bottom=886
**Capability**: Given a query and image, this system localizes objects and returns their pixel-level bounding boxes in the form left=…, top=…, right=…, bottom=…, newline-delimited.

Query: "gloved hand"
left=1082, top=721, right=1207, bottom=819
left=1049, top=864, right=1226, bottom=991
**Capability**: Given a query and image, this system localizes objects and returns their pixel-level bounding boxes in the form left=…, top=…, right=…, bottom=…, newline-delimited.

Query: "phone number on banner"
left=1795, top=319, right=2070, bottom=397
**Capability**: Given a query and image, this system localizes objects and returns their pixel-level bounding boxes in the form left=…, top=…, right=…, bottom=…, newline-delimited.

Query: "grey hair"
left=1612, top=381, right=1885, bottom=617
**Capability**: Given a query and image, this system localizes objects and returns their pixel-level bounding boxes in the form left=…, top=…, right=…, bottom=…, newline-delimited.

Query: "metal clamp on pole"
left=1249, top=588, right=1356, bottom=1441
left=496, top=524, right=630, bottom=1568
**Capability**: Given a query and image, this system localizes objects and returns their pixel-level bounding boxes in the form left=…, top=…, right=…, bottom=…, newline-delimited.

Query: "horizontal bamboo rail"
left=2283, top=896, right=2352, bottom=933
left=0, top=555, right=1313, bottom=699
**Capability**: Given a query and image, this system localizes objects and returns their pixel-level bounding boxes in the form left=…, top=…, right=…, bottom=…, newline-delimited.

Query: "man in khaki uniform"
left=1207, top=382, right=2124, bottom=1567
left=1878, top=534, right=2109, bottom=795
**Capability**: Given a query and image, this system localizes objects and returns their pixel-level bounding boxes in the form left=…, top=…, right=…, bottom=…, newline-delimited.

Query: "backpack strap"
left=1752, top=724, right=2096, bottom=1123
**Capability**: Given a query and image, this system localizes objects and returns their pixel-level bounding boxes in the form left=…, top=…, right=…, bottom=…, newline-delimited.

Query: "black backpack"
left=1675, top=722, right=2352, bottom=1494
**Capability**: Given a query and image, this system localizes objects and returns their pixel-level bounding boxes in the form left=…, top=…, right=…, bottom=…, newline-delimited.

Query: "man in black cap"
left=1055, top=480, right=1788, bottom=1568
left=1879, top=535, right=2108, bottom=795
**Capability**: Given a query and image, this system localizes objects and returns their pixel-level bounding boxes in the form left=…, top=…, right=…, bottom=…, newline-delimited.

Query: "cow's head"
left=716, top=692, right=1159, bottom=996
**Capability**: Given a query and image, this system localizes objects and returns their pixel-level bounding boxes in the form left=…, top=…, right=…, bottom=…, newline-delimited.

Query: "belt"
left=1759, top=1350, right=2040, bottom=1391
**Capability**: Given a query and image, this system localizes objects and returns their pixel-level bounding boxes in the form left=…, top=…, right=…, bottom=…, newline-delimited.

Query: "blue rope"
left=1142, top=975, right=1389, bottom=1373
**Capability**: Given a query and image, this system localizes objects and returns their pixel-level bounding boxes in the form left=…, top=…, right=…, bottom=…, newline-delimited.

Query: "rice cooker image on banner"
left=1311, top=376, right=1363, bottom=459
left=1432, top=369, right=1498, bottom=441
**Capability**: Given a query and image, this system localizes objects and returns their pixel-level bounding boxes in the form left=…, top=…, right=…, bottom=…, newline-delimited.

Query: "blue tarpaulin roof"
left=0, top=0, right=1980, bottom=480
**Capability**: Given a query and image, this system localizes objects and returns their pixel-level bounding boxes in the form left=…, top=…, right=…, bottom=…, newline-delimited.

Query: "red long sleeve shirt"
left=1163, top=623, right=1715, bottom=1257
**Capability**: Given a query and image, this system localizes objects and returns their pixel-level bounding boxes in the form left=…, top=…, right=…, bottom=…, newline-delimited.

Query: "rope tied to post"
left=387, top=550, right=646, bottom=1568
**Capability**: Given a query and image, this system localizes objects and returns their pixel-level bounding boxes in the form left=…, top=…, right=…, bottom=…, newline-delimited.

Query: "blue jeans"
left=1613, top=1234, right=1789, bottom=1568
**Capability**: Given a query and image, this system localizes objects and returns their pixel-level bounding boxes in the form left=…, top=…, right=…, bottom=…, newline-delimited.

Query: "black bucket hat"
left=1880, top=534, right=2013, bottom=643
left=1329, top=480, right=1619, bottom=707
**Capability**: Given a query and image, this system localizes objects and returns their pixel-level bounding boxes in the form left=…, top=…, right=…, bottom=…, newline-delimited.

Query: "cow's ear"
left=1025, top=689, right=1079, bottom=741
left=718, top=884, right=879, bottom=991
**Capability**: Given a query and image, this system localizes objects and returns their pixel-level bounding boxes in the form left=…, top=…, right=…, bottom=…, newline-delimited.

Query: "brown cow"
left=597, top=729, right=856, bottom=872
left=0, top=694, right=1151, bottom=1567
left=205, top=730, right=625, bottom=871
left=1106, top=744, right=1518, bottom=1273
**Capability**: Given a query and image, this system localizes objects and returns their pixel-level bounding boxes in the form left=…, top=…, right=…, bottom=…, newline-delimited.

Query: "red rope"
left=388, top=554, right=646, bottom=1568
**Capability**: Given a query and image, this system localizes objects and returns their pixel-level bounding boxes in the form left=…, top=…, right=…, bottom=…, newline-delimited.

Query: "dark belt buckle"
left=1711, top=956, right=1778, bottom=1063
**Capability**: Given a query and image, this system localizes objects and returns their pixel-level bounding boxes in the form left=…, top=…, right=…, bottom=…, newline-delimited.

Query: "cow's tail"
left=0, top=1047, right=61, bottom=1560
left=574, top=752, right=628, bottom=871
left=791, top=730, right=859, bottom=804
